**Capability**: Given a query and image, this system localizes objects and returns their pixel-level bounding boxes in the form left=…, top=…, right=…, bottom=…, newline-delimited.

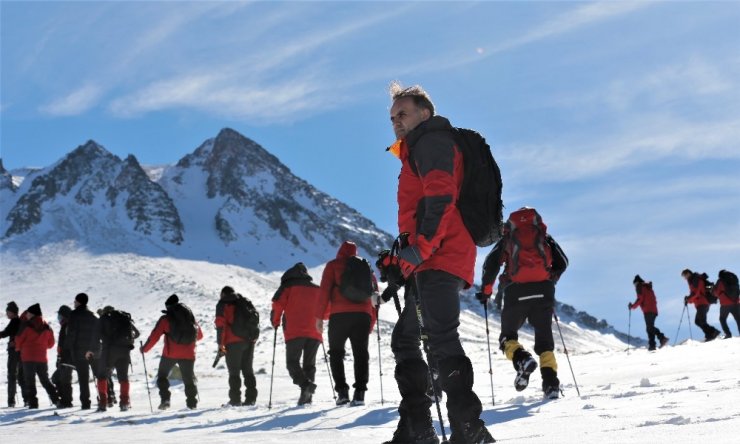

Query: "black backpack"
left=454, top=128, right=504, bottom=247
left=719, top=270, right=739, bottom=301
left=103, top=310, right=140, bottom=349
left=231, top=295, right=260, bottom=341
left=167, top=304, right=198, bottom=344
left=702, top=273, right=718, bottom=304
left=339, top=256, right=375, bottom=303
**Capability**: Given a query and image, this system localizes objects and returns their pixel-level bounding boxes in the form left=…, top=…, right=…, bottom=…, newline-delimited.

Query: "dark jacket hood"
left=281, top=262, right=313, bottom=285
left=405, top=115, right=453, bottom=148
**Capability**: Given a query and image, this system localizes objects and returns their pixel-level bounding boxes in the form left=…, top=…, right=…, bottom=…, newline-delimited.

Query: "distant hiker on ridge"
left=272, top=263, right=322, bottom=405
left=712, top=269, right=740, bottom=339
left=141, top=294, right=203, bottom=410
left=215, top=285, right=259, bottom=407
left=628, top=275, right=669, bottom=351
left=1, top=301, right=27, bottom=407
left=682, top=269, right=721, bottom=342
left=479, top=207, right=569, bottom=399
left=316, top=241, right=378, bottom=407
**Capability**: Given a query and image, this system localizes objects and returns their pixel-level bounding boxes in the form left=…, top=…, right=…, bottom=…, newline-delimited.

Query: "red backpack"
left=504, top=207, right=552, bottom=283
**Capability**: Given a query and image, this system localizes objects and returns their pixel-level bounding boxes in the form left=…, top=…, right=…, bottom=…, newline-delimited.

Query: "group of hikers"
left=628, top=269, right=740, bottom=350
left=1, top=83, right=728, bottom=444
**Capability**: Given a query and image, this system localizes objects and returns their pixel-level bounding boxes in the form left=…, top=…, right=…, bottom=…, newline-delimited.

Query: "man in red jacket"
left=682, top=269, right=721, bottom=341
left=141, top=295, right=203, bottom=410
left=316, top=241, right=377, bottom=407
left=383, top=83, right=494, bottom=444
left=629, top=275, right=669, bottom=351
left=216, top=286, right=258, bottom=407
left=14, top=304, right=59, bottom=409
left=713, top=269, right=740, bottom=339
left=272, top=263, right=322, bottom=405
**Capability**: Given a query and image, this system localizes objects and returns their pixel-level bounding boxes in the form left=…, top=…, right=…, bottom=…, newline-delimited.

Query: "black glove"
left=627, top=303, right=632, bottom=310
left=684, top=296, right=689, bottom=306
left=381, top=284, right=399, bottom=303
left=475, top=292, right=489, bottom=305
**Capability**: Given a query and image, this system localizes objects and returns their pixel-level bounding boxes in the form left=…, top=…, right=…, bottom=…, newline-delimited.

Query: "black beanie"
left=681, top=268, right=692, bottom=277
left=165, top=294, right=179, bottom=307
left=27, top=303, right=42, bottom=317
left=58, top=305, right=72, bottom=318
left=221, top=286, right=235, bottom=296
left=633, top=275, right=644, bottom=284
left=75, top=293, right=89, bottom=306
left=6, top=301, right=19, bottom=314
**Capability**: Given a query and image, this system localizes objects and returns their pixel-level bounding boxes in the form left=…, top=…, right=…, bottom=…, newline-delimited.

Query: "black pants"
left=719, top=304, right=740, bottom=337
left=73, top=356, right=99, bottom=407
left=225, top=341, right=256, bottom=404
left=6, top=349, right=25, bottom=406
left=99, top=347, right=130, bottom=382
left=285, top=337, right=319, bottom=388
left=390, top=270, right=482, bottom=428
left=23, top=362, right=58, bottom=408
left=55, top=362, right=75, bottom=406
left=694, top=305, right=719, bottom=339
left=157, top=357, right=198, bottom=407
left=499, top=296, right=555, bottom=356
left=329, top=311, right=371, bottom=392
left=643, top=313, right=666, bottom=349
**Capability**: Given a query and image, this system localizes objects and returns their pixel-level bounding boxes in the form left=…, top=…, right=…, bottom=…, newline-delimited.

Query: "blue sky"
left=2, top=1, right=739, bottom=339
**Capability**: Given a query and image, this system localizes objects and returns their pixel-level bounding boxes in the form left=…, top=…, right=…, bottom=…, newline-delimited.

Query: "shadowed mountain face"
left=1, top=128, right=393, bottom=271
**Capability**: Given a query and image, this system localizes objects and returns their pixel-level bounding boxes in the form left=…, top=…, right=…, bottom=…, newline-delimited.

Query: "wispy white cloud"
left=39, top=84, right=103, bottom=116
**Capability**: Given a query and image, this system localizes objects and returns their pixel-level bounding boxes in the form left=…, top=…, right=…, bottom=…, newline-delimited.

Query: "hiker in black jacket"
left=66, top=293, right=101, bottom=410
left=98, top=305, right=139, bottom=411
left=1, top=301, right=27, bottom=407
left=53, top=305, right=75, bottom=408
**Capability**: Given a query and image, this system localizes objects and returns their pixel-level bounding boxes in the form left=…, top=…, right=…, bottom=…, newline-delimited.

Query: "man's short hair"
left=389, top=81, right=435, bottom=116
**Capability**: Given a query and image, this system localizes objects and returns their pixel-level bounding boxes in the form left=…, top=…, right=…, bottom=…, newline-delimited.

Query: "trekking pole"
left=483, top=301, right=495, bottom=406
left=375, top=305, right=385, bottom=405
left=412, top=274, right=448, bottom=444
left=673, top=305, right=686, bottom=346
left=267, top=327, right=277, bottom=409
left=627, top=308, right=632, bottom=353
left=553, top=310, right=581, bottom=398
left=139, top=341, right=154, bottom=413
left=320, top=340, right=337, bottom=401
left=686, top=304, right=693, bottom=340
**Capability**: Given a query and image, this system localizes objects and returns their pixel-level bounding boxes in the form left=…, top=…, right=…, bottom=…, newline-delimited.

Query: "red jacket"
left=316, top=242, right=377, bottom=331
left=395, top=116, right=476, bottom=286
left=686, top=272, right=710, bottom=306
left=141, top=316, right=203, bottom=360
left=215, top=294, right=248, bottom=347
left=272, top=263, right=323, bottom=342
left=630, top=282, right=659, bottom=314
left=15, top=316, right=55, bottom=363
left=712, top=280, right=738, bottom=306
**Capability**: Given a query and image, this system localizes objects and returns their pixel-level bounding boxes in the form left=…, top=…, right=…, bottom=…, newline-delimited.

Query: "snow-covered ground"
left=1, top=248, right=738, bottom=443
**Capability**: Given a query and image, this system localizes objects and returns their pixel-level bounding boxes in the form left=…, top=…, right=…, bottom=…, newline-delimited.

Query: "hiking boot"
left=186, top=399, right=197, bottom=410
left=383, top=412, right=439, bottom=444
left=158, top=400, right=170, bottom=410
left=723, top=334, right=732, bottom=340
left=336, top=387, right=350, bottom=406
left=659, top=337, right=670, bottom=348
left=120, top=403, right=131, bottom=412
left=706, top=329, right=721, bottom=342
left=244, top=387, right=258, bottom=406
left=349, top=390, right=365, bottom=407
left=648, top=345, right=656, bottom=351
left=107, top=395, right=117, bottom=408
left=223, top=400, right=242, bottom=407
left=449, top=419, right=495, bottom=443
left=541, top=367, right=560, bottom=400
left=298, top=382, right=317, bottom=406
left=513, top=350, right=538, bottom=392
left=96, top=404, right=107, bottom=412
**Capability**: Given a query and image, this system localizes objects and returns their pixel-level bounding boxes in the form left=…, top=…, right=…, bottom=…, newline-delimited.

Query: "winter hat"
left=27, top=303, right=42, bottom=317
left=165, top=294, right=179, bottom=307
left=633, top=275, right=644, bottom=284
left=681, top=268, right=692, bottom=277
left=6, top=301, right=19, bottom=314
left=221, top=286, right=235, bottom=297
left=75, top=293, right=89, bottom=306
left=58, top=305, right=72, bottom=319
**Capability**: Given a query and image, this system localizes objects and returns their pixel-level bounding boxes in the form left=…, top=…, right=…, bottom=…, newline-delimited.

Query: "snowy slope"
left=1, top=248, right=737, bottom=443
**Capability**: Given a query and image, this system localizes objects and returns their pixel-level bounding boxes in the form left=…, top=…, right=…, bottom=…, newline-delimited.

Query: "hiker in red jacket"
left=272, top=263, right=323, bottom=405
left=14, top=304, right=59, bottom=409
left=629, top=275, right=669, bottom=350
left=216, top=286, right=258, bottom=407
left=713, top=269, right=740, bottom=339
left=141, top=295, right=203, bottom=410
left=682, top=269, right=721, bottom=341
left=316, top=241, right=377, bottom=407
